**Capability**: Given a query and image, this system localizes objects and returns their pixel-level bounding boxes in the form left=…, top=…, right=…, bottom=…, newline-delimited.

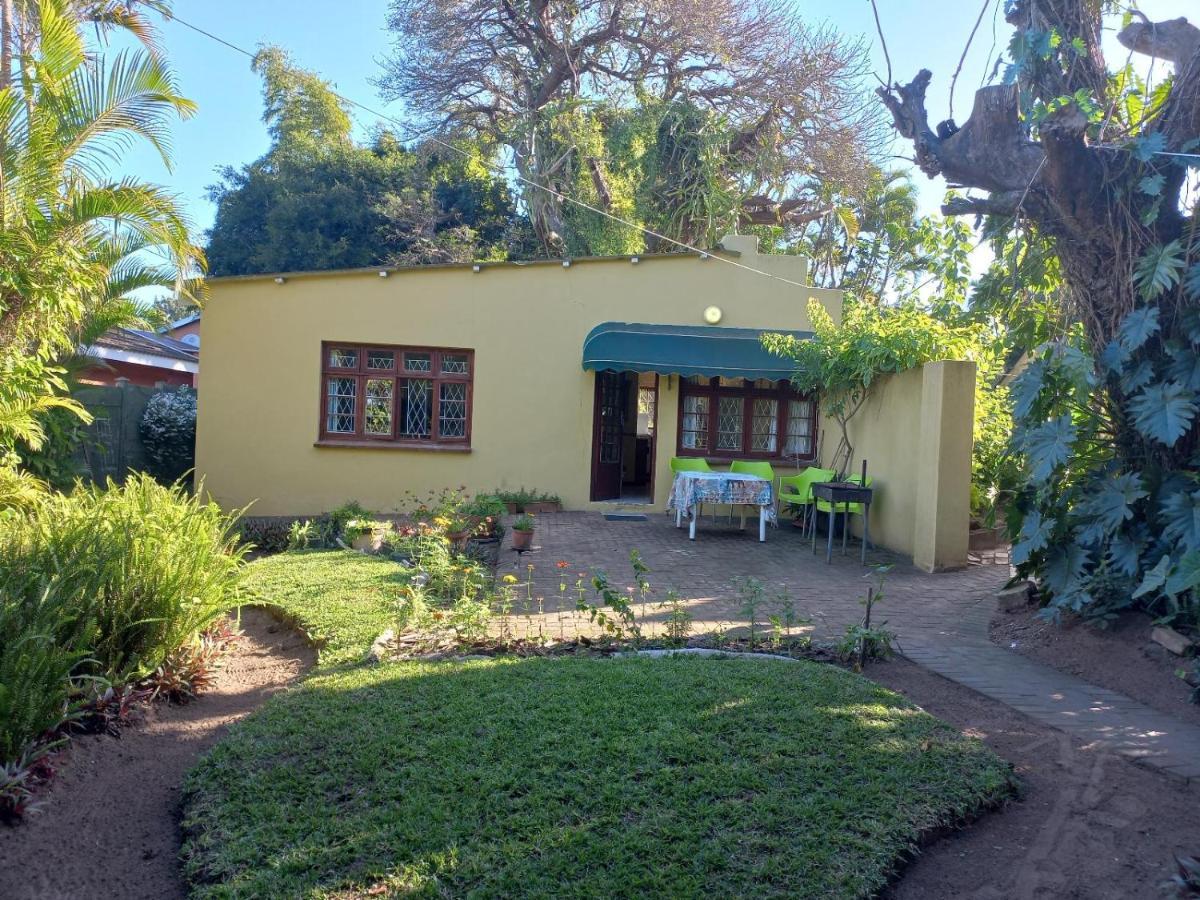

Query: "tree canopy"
left=206, top=47, right=520, bottom=277
left=378, top=0, right=883, bottom=255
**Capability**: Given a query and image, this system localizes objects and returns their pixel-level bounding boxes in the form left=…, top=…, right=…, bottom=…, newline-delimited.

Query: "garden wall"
left=72, top=382, right=159, bottom=482
left=822, top=360, right=976, bottom=572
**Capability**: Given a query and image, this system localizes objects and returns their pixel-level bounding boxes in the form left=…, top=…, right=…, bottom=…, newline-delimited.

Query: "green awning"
left=582, top=322, right=810, bottom=381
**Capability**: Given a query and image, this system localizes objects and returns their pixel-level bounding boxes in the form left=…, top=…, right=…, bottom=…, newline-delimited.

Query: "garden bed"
left=0, top=608, right=313, bottom=900
left=180, top=655, right=1013, bottom=898
left=989, top=606, right=1200, bottom=728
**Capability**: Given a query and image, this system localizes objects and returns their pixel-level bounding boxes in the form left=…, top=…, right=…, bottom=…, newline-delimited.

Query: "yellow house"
left=196, top=234, right=975, bottom=570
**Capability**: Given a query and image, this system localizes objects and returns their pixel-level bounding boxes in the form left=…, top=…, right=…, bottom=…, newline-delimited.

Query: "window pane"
left=404, top=352, right=432, bottom=372
left=681, top=395, right=709, bottom=450
left=750, top=398, right=778, bottom=452
left=441, top=353, right=469, bottom=375
left=329, top=348, right=358, bottom=368
left=439, top=382, right=468, bottom=438
left=326, top=377, right=356, bottom=433
left=399, top=379, right=431, bottom=437
left=785, top=399, right=814, bottom=457
left=716, top=396, right=744, bottom=450
left=367, top=350, right=395, bottom=370
left=364, top=378, right=394, bottom=435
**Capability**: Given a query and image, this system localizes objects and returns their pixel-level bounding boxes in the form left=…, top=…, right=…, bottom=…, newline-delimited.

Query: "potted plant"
left=443, top=514, right=475, bottom=550
left=511, top=513, right=535, bottom=551
left=525, top=491, right=562, bottom=514
left=345, top=518, right=388, bottom=552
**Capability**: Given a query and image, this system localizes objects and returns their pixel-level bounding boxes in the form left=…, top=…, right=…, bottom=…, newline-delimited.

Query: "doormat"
left=604, top=513, right=648, bottom=522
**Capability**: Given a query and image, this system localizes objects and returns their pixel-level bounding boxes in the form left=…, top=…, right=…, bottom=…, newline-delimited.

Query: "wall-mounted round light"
left=703, top=305, right=723, bottom=324
left=273, top=276, right=286, bottom=285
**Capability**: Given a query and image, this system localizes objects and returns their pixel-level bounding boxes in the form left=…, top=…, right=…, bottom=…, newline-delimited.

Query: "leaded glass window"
left=750, top=398, right=778, bottom=452
left=364, top=379, right=393, bottom=435
left=681, top=395, right=709, bottom=450
left=320, top=344, right=472, bottom=446
left=326, top=378, right=356, bottom=433
left=716, top=396, right=743, bottom=450
left=677, top=376, right=816, bottom=461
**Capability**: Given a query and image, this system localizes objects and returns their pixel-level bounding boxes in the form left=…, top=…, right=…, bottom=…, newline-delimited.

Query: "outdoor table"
left=667, top=471, right=774, bottom=542
left=811, top=481, right=873, bottom=565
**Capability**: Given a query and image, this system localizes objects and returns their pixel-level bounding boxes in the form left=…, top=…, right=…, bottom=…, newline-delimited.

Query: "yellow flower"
left=502, top=574, right=519, bottom=584
left=433, top=516, right=451, bottom=527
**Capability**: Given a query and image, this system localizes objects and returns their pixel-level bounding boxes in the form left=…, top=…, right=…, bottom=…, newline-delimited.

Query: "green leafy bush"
left=0, top=474, right=247, bottom=684
left=237, top=516, right=296, bottom=555
left=139, top=387, right=197, bottom=484
left=1007, top=306, right=1200, bottom=631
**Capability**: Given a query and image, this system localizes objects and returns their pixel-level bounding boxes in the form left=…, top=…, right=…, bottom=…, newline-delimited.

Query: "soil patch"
left=0, top=607, right=314, bottom=900
left=990, top=605, right=1200, bottom=728
left=874, top=656, right=1200, bottom=899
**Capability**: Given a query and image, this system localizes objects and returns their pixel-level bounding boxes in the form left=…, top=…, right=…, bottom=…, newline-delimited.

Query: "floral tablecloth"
left=667, top=472, right=776, bottom=523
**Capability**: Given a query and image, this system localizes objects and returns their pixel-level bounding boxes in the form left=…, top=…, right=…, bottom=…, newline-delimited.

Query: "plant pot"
left=504, top=501, right=519, bottom=514
left=512, top=529, right=534, bottom=551
left=526, top=501, right=560, bottom=514
left=351, top=532, right=383, bottom=552
left=446, top=530, right=471, bottom=550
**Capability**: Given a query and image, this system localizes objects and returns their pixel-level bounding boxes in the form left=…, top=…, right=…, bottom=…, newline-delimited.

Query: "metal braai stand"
left=810, top=459, right=873, bottom=565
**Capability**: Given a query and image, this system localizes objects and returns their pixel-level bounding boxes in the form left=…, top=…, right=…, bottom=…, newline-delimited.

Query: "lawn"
left=181, top=654, right=1013, bottom=899
left=240, top=550, right=409, bottom=667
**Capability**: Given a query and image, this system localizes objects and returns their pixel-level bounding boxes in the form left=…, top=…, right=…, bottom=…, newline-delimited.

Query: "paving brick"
left=515, top=510, right=1200, bottom=779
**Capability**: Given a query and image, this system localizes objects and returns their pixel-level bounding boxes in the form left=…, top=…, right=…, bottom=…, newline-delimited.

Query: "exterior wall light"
left=273, top=276, right=286, bottom=284
left=699, top=252, right=709, bottom=260
left=630, top=256, right=640, bottom=264
left=472, top=264, right=481, bottom=272
left=379, top=270, right=389, bottom=278
left=562, top=259, right=571, bottom=268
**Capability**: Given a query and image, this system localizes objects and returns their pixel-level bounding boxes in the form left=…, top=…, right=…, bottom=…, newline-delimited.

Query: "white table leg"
left=739, top=508, right=746, bottom=530
left=675, top=506, right=682, bottom=528
left=689, top=512, right=697, bottom=541
left=759, top=506, right=767, bottom=542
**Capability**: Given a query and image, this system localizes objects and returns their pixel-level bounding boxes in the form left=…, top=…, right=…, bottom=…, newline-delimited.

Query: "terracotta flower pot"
left=512, top=529, right=534, bottom=551
left=504, top=501, right=519, bottom=514
left=526, top=501, right=561, bottom=514
left=446, top=529, right=471, bottom=550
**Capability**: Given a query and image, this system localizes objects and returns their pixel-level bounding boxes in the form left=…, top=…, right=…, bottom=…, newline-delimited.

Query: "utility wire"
left=162, top=10, right=816, bottom=290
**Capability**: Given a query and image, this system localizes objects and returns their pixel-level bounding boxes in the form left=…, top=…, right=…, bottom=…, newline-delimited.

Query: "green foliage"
left=138, top=386, right=197, bottom=484
left=764, top=300, right=986, bottom=475
left=207, top=49, right=517, bottom=276
left=181, top=655, right=1013, bottom=898
left=0, top=474, right=247, bottom=685
left=1006, top=303, right=1200, bottom=628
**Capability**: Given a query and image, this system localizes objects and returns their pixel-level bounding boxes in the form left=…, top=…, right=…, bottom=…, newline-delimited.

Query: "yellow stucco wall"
left=195, top=238, right=843, bottom=519
left=821, top=360, right=976, bottom=571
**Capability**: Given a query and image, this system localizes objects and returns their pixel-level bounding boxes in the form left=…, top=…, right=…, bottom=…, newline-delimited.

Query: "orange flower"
left=556, top=560, right=570, bottom=569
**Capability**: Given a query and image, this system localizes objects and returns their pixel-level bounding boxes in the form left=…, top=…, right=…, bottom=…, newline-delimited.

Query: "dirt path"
left=875, top=657, right=1200, bottom=899
left=0, top=607, right=314, bottom=900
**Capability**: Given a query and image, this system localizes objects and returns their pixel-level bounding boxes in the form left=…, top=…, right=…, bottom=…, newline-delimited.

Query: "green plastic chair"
left=778, top=466, right=835, bottom=535
left=670, top=456, right=713, bottom=473
left=729, top=460, right=775, bottom=481
left=727, top=461, right=776, bottom=525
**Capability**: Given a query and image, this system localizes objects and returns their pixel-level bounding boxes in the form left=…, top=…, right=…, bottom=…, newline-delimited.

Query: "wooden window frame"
left=676, top=376, right=817, bottom=462
left=317, top=341, right=473, bottom=449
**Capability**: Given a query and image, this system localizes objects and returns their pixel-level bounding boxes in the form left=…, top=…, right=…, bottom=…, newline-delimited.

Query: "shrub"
left=0, top=473, right=247, bottom=684
left=139, top=387, right=197, bottom=483
left=237, top=517, right=296, bottom=555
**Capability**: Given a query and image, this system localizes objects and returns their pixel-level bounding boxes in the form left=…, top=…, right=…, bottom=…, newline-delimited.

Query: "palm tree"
left=0, top=0, right=202, bottom=486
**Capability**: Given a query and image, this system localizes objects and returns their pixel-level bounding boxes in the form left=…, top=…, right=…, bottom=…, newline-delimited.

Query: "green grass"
left=182, top=655, right=1013, bottom=899
left=240, top=550, right=409, bottom=667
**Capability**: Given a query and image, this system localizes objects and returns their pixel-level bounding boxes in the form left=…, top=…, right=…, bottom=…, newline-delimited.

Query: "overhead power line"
left=162, top=11, right=816, bottom=290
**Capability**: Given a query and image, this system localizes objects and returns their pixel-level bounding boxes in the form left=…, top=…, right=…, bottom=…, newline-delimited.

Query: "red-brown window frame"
left=318, top=341, right=474, bottom=448
left=676, top=377, right=817, bottom=462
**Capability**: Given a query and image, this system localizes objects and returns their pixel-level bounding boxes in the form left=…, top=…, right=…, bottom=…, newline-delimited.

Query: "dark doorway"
left=590, top=371, right=657, bottom=503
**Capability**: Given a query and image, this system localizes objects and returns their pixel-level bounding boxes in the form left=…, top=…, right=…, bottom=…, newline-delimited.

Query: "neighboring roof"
left=207, top=248, right=731, bottom=285
left=582, top=322, right=811, bottom=381
left=168, top=312, right=201, bottom=329
left=87, top=327, right=199, bottom=374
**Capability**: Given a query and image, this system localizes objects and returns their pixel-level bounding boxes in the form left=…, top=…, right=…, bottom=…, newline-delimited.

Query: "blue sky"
left=121, top=1, right=1192, bottom=241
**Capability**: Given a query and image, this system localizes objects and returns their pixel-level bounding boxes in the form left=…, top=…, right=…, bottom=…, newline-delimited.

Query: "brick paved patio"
left=498, top=511, right=1200, bottom=781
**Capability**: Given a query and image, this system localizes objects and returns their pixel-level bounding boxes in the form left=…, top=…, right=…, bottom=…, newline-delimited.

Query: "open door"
left=590, top=371, right=624, bottom=501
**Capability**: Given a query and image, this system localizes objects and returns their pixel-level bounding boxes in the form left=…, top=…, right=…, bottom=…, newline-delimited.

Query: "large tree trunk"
left=513, top=141, right=568, bottom=256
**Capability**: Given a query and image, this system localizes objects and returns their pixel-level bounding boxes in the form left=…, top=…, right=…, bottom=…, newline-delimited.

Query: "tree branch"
left=1117, top=16, right=1200, bottom=68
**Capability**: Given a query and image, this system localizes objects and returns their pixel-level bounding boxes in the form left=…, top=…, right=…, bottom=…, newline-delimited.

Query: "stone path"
left=503, top=510, right=1200, bottom=780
